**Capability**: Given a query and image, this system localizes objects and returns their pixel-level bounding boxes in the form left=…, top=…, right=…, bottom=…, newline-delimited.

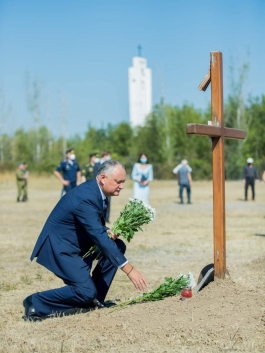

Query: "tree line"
left=1, top=92, right=265, bottom=180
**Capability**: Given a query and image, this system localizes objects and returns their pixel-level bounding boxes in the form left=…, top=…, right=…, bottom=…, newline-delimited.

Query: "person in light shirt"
left=173, top=159, right=192, bottom=204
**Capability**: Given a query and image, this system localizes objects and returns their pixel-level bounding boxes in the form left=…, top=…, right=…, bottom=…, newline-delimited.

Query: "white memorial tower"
left=128, top=46, right=152, bottom=127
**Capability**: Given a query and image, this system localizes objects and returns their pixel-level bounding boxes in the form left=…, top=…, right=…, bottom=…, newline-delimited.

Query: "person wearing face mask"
left=131, top=153, right=153, bottom=205
left=93, top=151, right=112, bottom=222
left=93, top=151, right=112, bottom=177
left=54, top=148, right=81, bottom=196
left=81, top=153, right=99, bottom=182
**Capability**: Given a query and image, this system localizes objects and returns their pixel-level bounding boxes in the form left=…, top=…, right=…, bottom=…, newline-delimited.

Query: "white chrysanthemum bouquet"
left=112, top=198, right=156, bottom=242
left=83, top=198, right=156, bottom=258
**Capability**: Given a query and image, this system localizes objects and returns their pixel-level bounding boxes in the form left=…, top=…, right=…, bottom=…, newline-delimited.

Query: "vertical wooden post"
left=211, top=52, right=226, bottom=279
left=187, top=51, right=245, bottom=280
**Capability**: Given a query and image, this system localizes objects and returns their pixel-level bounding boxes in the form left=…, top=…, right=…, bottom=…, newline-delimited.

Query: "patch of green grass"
left=35, top=273, right=43, bottom=280
left=20, top=275, right=32, bottom=285
left=0, top=281, right=18, bottom=291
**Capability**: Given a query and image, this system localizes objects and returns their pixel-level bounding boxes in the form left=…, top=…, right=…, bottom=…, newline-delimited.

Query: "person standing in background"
left=93, top=151, right=112, bottom=177
left=16, top=162, right=27, bottom=202
left=54, top=148, right=81, bottom=196
left=131, top=153, right=153, bottom=205
left=93, top=151, right=112, bottom=222
left=242, top=157, right=258, bottom=201
left=81, top=153, right=99, bottom=183
left=23, top=162, right=29, bottom=201
left=173, top=159, right=192, bottom=204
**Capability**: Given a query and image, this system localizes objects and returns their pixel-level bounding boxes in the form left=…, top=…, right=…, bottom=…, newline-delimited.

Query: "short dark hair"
left=97, top=160, right=125, bottom=176
left=66, top=148, right=74, bottom=154
left=138, top=153, right=149, bottom=163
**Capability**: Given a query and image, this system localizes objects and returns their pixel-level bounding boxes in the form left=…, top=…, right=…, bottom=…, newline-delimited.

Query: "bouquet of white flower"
left=110, top=272, right=196, bottom=312
left=112, top=198, right=155, bottom=242
left=83, top=198, right=155, bottom=259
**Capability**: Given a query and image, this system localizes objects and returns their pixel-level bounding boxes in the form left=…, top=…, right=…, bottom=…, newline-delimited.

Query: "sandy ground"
left=0, top=175, right=265, bottom=352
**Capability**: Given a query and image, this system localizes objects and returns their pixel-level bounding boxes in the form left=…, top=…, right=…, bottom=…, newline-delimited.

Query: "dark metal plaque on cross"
left=186, top=51, right=245, bottom=279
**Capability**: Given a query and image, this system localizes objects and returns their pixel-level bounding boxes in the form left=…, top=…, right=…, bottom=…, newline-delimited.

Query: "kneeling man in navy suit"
left=23, top=160, right=148, bottom=321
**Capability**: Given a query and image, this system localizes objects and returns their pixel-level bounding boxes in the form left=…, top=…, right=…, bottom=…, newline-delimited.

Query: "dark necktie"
left=103, top=198, right=109, bottom=218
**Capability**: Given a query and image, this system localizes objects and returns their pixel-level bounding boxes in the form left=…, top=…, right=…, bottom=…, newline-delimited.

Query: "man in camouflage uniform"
left=81, top=153, right=99, bottom=182
left=16, top=162, right=27, bottom=202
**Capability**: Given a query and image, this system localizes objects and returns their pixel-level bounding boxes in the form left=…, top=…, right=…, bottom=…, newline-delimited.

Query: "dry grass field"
left=0, top=173, right=265, bottom=352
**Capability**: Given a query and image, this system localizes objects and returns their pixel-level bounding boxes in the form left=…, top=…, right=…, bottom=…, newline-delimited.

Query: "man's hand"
left=121, top=263, right=148, bottom=291
left=128, top=268, right=148, bottom=291
left=107, top=229, right=118, bottom=240
left=141, top=180, right=149, bottom=186
left=54, top=171, right=70, bottom=186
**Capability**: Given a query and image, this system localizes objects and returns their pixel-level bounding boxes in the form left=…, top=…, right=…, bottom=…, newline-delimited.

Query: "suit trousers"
left=245, top=177, right=255, bottom=200
left=31, top=239, right=126, bottom=317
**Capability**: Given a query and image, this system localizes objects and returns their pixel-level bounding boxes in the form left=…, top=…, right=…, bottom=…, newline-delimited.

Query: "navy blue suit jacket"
left=30, top=179, right=127, bottom=283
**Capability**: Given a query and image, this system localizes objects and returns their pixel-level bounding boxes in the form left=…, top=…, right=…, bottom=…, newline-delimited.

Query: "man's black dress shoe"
left=93, top=298, right=116, bottom=308
left=22, top=295, right=42, bottom=322
left=92, top=298, right=105, bottom=308
left=103, top=300, right=116, bottom=308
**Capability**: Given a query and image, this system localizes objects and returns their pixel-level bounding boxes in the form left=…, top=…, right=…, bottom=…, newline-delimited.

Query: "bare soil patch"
left=0, top=175, right=264, bottom=352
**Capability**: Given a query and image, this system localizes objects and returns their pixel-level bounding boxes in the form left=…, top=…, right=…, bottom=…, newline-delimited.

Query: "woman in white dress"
left=131, top=153, right=153, bottom=205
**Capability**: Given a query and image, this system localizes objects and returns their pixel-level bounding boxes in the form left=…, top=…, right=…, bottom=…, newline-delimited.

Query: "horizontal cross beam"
left=186, top=123, right=245, bottom=140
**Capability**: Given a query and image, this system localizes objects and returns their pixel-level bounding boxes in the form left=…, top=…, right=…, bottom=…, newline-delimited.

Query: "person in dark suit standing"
left=23, top=160, right=147, bottom=321
left=54, top=148, right=81, bottom=196
left=242, top=157, right=258, bottom=201
left=93, top=151, right=112, bottom=222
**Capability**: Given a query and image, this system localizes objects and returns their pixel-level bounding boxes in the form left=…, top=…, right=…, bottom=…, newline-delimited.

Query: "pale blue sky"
left=0, top=0, right=264, bottom=137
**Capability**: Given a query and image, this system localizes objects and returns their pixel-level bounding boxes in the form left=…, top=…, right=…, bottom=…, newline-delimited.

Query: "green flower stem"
left=110, top=276, right=190, bottom=313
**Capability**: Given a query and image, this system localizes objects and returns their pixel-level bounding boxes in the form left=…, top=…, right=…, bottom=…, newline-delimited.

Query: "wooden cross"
left=186, top=52, right=245, bottom=279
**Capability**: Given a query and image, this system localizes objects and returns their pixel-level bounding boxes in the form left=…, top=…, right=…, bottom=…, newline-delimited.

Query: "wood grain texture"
left=198, top=71, right=211, bottom=91
left=186, top=124, right=245, bottom=140
left=187, top=51, right=246, bottom=279
left=211, top=51, right=226, bottom=279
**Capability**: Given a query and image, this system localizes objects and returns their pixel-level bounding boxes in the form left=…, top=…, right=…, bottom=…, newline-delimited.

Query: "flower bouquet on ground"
left=83, top=198, right=156, bottom=259
left=110, top=272, right=196, bottom=312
